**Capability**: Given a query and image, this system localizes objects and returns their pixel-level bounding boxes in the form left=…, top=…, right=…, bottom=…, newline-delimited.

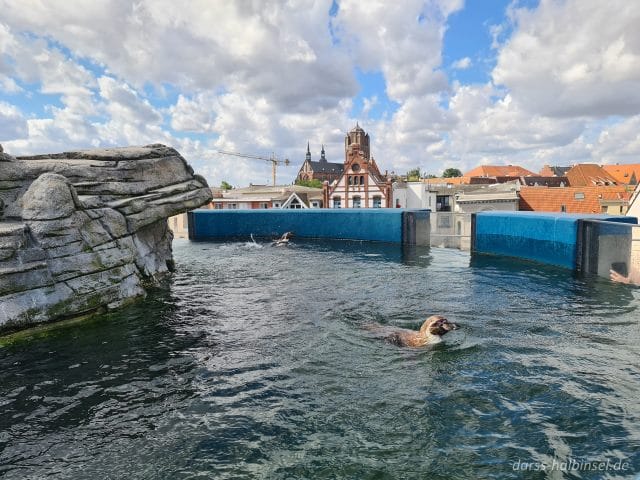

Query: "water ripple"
left=0, top=239, right=639, bottom=479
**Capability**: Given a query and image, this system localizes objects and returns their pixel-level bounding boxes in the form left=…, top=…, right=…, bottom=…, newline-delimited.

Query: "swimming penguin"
left=272, top=231, right=294, bottom=246
left=368, top=315, right=460, bottom=347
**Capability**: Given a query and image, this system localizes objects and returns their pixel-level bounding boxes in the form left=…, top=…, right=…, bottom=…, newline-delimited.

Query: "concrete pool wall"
left=187, top=208, right=639, bottom=279
left=188, top=209, right=430, bottom=245
left=471, top=211, right=638, bottom=273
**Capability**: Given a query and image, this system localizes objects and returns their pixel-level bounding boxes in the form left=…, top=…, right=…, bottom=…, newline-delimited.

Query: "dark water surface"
left=1, top=239, right=639, bottom=479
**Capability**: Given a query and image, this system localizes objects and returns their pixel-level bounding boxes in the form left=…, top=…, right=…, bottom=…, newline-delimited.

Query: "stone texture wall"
left=0, top=144, right=212, bottom=332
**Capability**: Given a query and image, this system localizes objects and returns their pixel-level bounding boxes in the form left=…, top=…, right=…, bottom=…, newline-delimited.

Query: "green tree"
left=406, top=167, right=421, bottom=181
left=442, top=168, right=463, bottom=178
left=295, top=178, right=323, bottom=188
left=220, top=180, right=233, bottom=190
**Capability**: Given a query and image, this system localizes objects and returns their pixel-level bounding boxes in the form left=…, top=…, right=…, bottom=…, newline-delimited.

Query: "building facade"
left=322, top=124, right=392, bottom=208
left=206, top=185, right=324, bottom=210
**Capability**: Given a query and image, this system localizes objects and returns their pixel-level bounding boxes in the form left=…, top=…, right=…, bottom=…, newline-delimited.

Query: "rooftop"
left=602, top=164, right=640, bottom=185
left=519, top=185, right=630, bottom=213
left=464, top=165, right=535, bottom=178
left=565, top=164, right=619, bottom=186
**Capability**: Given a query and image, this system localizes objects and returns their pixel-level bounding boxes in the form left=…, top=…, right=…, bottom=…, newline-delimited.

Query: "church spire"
left=305, top=141, right=311, bottom=161
left=320, top=144, right=326, bottom=162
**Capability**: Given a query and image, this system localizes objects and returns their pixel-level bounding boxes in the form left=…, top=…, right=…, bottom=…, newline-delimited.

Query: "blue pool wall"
left=472, top=211, right=638, bottom=269
left=188, top=209, right=430, bottom=244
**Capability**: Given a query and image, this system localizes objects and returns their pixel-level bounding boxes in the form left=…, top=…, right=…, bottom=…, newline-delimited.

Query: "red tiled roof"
left=464, top=165, right=535, bottom=177
left=519, top=186, right=630, bottom=213
left=422, top=176, right=470, bottom=185
left=602, top=164, right=640, bottom=185
left=565, top=164, right=619, bottom=186
left=539, top=165, right=571, bottom=177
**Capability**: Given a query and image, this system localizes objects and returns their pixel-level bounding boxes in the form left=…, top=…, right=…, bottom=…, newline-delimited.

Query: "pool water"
left=1, top=239, right=639, bottom=479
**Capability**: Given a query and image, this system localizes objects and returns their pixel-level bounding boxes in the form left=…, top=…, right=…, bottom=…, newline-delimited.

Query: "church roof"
left=307, top=159, right=343, bottom=174
left=349, top=123, right=366, bottom=134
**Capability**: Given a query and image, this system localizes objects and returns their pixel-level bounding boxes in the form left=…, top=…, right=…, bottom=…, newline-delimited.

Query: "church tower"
left=344, top=122, right=370, bottom=161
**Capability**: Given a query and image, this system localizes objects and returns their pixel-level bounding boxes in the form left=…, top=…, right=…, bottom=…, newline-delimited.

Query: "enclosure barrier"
left=471, top=211, right=638, bottom=272
left=188, top=209, right=430, bottom=245
left=577, top=219, right=640, bottom=282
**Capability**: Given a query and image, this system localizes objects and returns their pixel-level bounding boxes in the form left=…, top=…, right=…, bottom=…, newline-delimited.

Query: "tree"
left=220, top=180, right=233, bottom=190
left=442, top=168, right=463, bottom=178
left=406, top=167, right=421, bottom=181
left=295, top=178, right=323, bottom=188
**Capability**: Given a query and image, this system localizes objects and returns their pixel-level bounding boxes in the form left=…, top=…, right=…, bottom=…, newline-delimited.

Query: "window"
left=354, top=175, right=359, bottom=185
left=353, top=196, right=361, bottom=208
left=436, top=195, right=451, bottom=212
left=333, top=197, right=341, bottom=208
left=373, top=196, right=382, bottom=208
left=574, top=192, right=585, bottom=200
left=289, top=198, right=302, bottom=209
left=352, top=163, right=361, bottom=172
left=438, top=214, right=451, bottom=228
left=360, top=175, right=364, bottom=185
left=214, top=202, right=223, bottom=210
left=259, top=202, right=269, bottom=209
left=560, top=205, right=566, bottom=212
left=228, top=203, right=238, bottom=209
left=311, top=201, right=319, bottom=208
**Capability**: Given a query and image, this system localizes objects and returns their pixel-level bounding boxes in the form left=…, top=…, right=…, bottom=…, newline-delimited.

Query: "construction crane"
left=217, top=149, right=290, bottom=186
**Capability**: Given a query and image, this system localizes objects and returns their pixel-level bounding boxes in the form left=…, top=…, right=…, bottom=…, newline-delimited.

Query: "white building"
left=453, top=183, right=520, bottom=213
left=393, top=181, right=438, bottom=210
left=627, top=183, right=640, bottom=219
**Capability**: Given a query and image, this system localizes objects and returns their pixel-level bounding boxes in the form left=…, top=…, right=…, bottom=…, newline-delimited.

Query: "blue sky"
left=1, top=0, right=639, bottom=186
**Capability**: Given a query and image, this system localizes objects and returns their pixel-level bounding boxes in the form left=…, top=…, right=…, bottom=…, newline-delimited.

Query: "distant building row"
left=196, top=124, right=640, bottom=215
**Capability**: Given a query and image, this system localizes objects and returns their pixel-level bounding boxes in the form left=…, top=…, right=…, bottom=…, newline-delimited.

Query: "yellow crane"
left=217, top=149, right=290, bottom=186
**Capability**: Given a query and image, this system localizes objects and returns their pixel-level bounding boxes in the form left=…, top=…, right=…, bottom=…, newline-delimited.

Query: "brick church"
left=296, top=143, right=344, bottom=184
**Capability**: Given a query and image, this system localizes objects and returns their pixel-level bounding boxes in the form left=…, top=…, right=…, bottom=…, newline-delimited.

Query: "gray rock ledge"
left=0, top=144, right=212, bottom=332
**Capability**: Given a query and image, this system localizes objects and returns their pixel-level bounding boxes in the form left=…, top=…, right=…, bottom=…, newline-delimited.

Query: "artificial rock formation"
left=0, top=144, right=212, bottom=331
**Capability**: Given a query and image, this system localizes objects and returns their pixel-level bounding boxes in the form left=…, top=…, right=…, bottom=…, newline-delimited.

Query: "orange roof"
left=464, top=164, right=535, bottom=177
left=519, top=185, right=630, bottom=213
left=565, top=164, right=618, bottom=186
left=602, top=164, right=640, bottom=185
left=422, top=176, right=469, bottom=185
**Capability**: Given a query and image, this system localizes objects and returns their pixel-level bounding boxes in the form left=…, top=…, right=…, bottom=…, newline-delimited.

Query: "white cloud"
left=169, top=94, right=218, bottom=133
left=0, top=101, right=28, bottom=141
left=2, top=0, right=640, bottom=188
left=593, top=116, right=640, bottom=164
left=332, top=0, right=461, bottom=101
left=361, top=96, right=378, bottom=118
left=452, top=57, right=471, bottom=70
left=0, top=1, right=357, bottom=111
left=98, top=76, right=162, bottom=126
left=493, top=0, right=640, bottom=117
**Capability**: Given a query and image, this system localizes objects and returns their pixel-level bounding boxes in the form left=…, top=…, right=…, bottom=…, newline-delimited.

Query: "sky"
left=1, top=0, right=640, bottom=187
